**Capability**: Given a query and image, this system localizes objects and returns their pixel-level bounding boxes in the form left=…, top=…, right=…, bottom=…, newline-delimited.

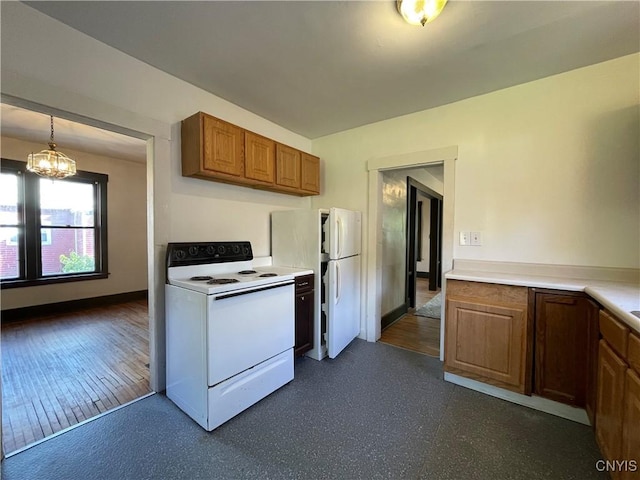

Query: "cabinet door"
left=245, top=131, right=275, bottom=184
left=596, top=340, right=627, bottom=463
left=445, top=299, right=528, bottom=393
left=585, top=299, right=601, bottom=427
left=300, top=153, right=320, bottom=194
left=534, top=293, right=591, bottom=407
left=276, top=144, right=301, bottom=189
left=202, top=115, right=244, bottom=176
left=621, top=369, right=640, bottom=480
left=295, top=290, right=314, bottom=356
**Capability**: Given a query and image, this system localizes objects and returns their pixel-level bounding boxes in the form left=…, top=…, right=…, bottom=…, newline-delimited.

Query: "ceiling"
left=21, top=0, right=640, bottom=139
left=1, top=104, right=147, bottom=163
left=2, top=1, right=638, bottom=157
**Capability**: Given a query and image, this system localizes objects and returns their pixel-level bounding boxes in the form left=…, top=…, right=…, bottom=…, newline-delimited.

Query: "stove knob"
left=188, top=246, right=199, bottom=256
left=232, top=245, right=240, bottom=254
left=243, top=246, right=250, bottom=255
left=175, top=249, right=186, bottom=260
left=217, top=245, right=226, bottom=255
left=206, top=245, right=216, bottom=255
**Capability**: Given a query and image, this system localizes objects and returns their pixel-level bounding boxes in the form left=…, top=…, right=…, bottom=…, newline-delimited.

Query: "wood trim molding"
left=1, top=290, right=148, bottom=323
left=381, top=304, right=408, bottom=330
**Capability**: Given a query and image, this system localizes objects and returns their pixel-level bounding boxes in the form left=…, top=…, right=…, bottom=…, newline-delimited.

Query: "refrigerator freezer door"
left=328, top=208, right=362, bottom=260
left=327, top=255, right=361, bottom=358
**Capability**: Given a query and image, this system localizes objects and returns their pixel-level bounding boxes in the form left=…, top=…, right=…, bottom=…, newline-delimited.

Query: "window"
left=0, top=158, right=108, bottom=288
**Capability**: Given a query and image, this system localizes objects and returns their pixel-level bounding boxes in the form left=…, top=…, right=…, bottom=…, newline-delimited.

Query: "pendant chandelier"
left=397, top=0, right=448, bottom=27
left=27, top=115, right=77, bottom=179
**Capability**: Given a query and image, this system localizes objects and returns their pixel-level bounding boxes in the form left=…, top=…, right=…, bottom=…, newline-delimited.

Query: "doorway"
left=406, top=177, right=443, bottom=309
left=365, top=146, right=457, bottom=361
left=0, top=103, right=152, bottom=454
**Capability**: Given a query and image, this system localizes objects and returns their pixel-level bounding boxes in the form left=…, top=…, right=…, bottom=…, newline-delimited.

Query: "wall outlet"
left=471, top=231, right=482, bottom=246
left=459, top=231, right=470, bottom=246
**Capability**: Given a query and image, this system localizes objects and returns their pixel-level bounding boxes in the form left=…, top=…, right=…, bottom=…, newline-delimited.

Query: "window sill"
left=0, top=273, right=109, bottom=289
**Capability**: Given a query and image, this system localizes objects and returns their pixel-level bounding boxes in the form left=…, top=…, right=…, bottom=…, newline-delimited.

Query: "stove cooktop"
left=166, top=242, right=311, bottom=295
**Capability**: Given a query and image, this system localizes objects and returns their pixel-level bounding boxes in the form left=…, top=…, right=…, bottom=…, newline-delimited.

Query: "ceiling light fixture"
left=397, top=0, right=448, bottom=27
left=27, top=115, right=77, bottom=179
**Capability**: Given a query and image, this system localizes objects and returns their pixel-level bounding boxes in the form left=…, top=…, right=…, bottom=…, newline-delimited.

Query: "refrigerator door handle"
left=335, top=261, right=341, bottom=303
left=337, top=217, right=343, bottom=259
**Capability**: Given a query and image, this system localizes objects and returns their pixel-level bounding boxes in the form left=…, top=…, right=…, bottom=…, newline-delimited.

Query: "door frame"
left=0, top=92, right=171, bottom=457
left=406, top=177, right=443, bottom=308
left=366, top=146, right=457, bottom=361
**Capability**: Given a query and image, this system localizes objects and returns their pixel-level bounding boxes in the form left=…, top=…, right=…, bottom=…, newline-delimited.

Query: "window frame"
left=1, top=158, right=109, bottom=288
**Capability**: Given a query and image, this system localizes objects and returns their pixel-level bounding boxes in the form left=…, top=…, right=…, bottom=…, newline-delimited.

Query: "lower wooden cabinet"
left=533, top=291, right=598, bottom=407
left=294, top=275, right=314, bottom=357
left=445, top=281, right=529, bottom=394
left=596, top=339, right=627, bottom=464
left=621, top=369, right=640, bottom=480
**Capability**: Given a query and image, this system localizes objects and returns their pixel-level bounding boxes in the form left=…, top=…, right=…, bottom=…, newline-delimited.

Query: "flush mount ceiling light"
left=27, top=115, right=77, bottom=179
left=397, top=0, right=448, bottom=26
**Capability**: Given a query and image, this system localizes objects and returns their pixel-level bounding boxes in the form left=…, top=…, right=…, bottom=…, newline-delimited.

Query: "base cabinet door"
left=533, top=293, right=595, bottom=407
left=445, top=298, right=527, bottom=393
left=621, top=369, right=640, bottom=480
left=294, top=275, right=314, bottom=357
left=596, top=340, right=627, bottom=465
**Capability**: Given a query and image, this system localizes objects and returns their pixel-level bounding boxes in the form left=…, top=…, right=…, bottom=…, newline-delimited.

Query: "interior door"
left=327, top=255, right=361, bottom=358
left=428, top=198, right=442, bottom=291
left=328, top=208, right=362, bottom=259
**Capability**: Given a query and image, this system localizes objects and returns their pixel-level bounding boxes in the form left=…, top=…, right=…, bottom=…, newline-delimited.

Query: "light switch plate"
left=471, top=231, right=482, bottom=246
left=459, top=231, right=470, bottom=246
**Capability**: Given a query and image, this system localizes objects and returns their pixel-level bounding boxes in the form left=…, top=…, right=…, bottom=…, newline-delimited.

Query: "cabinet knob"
left=301, top=296, right=305, bottom=300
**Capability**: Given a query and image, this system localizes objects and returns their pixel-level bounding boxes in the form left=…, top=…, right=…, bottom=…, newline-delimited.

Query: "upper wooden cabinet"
left=181, top=112, right=320, bottom=196
left=301, top=153, right=320, bottom=194
left=182, top=112, right=245, bottom=180
left=245, top=131, right=275, bottom=185
left=276, top=144, right=301, bottom=189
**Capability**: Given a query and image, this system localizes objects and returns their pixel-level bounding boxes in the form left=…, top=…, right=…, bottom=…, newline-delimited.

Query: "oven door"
left=207, top=280, right=295, bottom=387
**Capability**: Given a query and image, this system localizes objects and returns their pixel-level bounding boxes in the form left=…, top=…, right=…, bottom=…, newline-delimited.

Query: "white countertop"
left=445, top=263, right=640, bottom=334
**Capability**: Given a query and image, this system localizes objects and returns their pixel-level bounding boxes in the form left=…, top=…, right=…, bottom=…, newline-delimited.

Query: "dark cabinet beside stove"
left=295, top=274, right=315, bottom=357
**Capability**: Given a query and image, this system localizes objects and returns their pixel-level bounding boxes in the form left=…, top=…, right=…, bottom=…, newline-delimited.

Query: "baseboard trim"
left=1, top=290, right=148, bottom=323
left=416, top=271, right=429, bottom=278
left=444, top=372, right=590, bottom=426
left=381, top=304, right=408, bottom=330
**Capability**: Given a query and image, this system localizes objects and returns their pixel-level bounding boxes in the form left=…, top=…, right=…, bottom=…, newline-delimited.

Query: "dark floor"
left=2, top=340, right=605, bottom=480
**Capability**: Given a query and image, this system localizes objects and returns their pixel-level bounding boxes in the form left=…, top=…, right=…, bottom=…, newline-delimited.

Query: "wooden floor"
left=1, top=300, right=150, bottom=454
left=379, top=277, right=441, bottom=357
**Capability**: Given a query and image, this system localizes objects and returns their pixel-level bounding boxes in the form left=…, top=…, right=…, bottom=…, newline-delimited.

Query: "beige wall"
left=1, top=137, right=148, bottom=310
left=313, top=53, right=640, bottom=271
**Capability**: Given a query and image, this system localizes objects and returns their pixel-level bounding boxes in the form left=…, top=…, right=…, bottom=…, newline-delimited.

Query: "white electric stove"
left=165, top=241, right=295, bottom=431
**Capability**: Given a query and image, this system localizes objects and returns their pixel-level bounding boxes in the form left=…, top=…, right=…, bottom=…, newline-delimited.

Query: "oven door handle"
left=213, top=280, right=294, bottom=301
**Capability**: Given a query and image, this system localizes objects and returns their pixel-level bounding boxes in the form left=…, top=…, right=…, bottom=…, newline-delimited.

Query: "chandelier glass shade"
left=397, top=0, right=448, bottom=26
left=27, top=116, right=77, bottom=179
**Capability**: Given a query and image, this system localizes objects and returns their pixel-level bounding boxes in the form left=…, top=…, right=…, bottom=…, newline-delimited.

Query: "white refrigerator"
left=271, top=208, right=361, bottom=360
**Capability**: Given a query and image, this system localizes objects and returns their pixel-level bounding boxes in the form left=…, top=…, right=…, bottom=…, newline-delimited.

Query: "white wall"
left=1, top=2, right=312, bottom=258
left=0, top=2, right=314, bottom=391
left=313, top=54, right=640, bottom=270
left=1, top=137, right=148, bottom=310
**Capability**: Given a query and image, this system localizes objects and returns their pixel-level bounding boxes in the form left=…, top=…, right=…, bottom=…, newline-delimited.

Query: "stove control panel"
left=166, top=241, right=253, bottom=268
